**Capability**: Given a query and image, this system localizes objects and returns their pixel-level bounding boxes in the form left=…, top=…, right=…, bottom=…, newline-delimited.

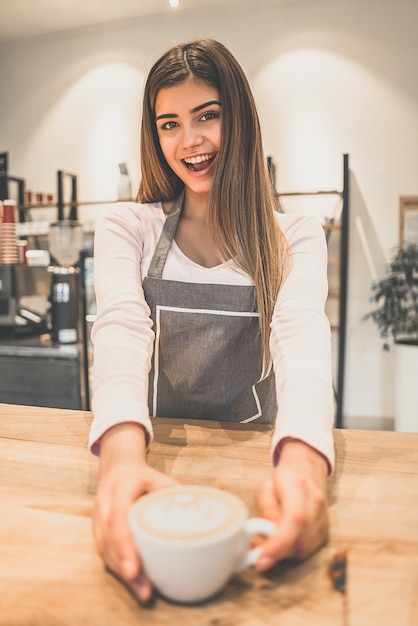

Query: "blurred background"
left=0, top=0, right=417, bottom=426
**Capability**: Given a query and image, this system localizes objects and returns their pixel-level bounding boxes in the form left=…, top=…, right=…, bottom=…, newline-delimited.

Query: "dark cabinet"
left=0, top=338, right=86, bottom=410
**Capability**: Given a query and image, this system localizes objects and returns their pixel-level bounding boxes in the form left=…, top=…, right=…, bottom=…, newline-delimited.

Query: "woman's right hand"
left=92, top=423, right=179, bottom=603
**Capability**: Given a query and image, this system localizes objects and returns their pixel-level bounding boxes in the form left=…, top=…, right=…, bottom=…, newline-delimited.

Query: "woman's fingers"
left=105, top=565, right=154, bottom=604
left=255, top=476, right=282, bottom=523
left=254, top=465, right=329, bottom=571
left=93, top=471, right=148, bottom=598
left=93, top=465, right=180, bottom=603
left=108, top=483, right=142, bottom=578
left=116, top=471, right=179, bottom=601
left=255, top=474, right=307, bottom=569
left=128, top=574, right=154, bottom=604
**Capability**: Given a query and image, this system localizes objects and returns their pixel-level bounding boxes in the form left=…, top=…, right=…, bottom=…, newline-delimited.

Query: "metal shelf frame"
left=278, top=153, right=350, bottom=428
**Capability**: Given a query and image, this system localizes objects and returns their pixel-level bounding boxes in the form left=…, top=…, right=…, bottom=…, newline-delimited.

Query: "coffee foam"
left=133, top=486, right=246, bottom=542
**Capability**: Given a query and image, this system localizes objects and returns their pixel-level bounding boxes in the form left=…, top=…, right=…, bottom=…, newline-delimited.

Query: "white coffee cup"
left=128, top=484, right=276, bottom=604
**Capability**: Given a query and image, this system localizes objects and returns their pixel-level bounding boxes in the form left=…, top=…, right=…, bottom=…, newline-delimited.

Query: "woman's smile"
left=183, top=152, right=217, bottom=172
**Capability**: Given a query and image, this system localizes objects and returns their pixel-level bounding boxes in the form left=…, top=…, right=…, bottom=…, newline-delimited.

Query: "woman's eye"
left=200, top=111, right=218, bottom=122
left=160, top=121, right=178, bottom=131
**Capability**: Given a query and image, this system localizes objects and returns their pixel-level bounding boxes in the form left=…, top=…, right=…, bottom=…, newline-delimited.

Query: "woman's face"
left=155, top=79, right=222, bottom=198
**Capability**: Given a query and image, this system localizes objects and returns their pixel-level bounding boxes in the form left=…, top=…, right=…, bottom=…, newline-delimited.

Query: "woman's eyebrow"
left=155, top=100, right=221, bottom=122
left=155, top=113, right=177, bottom=122
left=191, top=100, right=222, bottom=113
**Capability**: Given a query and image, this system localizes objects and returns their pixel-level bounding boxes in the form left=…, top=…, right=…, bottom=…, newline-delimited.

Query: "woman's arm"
left=89, top=203, right=178, bottom=601
left=88, top=203, right=160, bottom=455
left=93, top=422, right=178, bottom=602
left=256, top=214, right=334, bottom=569
left=270, top=214, right=335, bottom=470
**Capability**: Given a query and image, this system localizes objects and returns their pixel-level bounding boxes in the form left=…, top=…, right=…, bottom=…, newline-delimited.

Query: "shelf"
left=277, top=190, right=342, bottom=198
left=18, top=202, right=56, bottom=210
left=17, top=199, right=131, bottom=211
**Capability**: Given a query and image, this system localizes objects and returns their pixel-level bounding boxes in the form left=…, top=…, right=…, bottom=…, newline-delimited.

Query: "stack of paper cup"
left=0, top=200, right=18, bottom=264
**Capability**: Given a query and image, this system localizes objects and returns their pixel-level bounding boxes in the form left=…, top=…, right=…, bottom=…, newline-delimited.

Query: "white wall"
left=1, top=0, right=417, bottom=423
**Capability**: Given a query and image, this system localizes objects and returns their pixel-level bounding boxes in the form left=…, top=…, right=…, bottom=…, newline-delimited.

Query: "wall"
left=1, top=0, right=417, bottom=423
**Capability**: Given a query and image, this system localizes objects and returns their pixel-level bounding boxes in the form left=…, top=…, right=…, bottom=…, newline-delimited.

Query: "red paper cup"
left=2, top=200, right=16, bottom=224
left=24, top=190, right=33, bottom=205
left=17, top=240, right=28, bottom=264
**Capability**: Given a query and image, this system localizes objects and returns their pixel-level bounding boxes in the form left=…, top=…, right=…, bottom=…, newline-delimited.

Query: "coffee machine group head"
left=48, top=220, right=83, bottom=344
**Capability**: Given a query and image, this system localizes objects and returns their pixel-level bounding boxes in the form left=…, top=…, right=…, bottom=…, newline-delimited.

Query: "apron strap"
left=147, top=190, right=185, bottom=279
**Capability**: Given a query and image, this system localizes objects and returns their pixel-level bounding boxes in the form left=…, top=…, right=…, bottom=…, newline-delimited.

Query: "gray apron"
left=142, top=192, right=276, bottom=424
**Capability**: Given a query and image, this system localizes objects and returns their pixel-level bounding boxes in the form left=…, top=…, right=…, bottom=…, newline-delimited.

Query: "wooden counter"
left=0, top=403, right=417, bottom=626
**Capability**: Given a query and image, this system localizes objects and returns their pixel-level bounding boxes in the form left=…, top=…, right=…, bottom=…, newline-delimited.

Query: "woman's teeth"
left=183, top=153, right=215, bottom=171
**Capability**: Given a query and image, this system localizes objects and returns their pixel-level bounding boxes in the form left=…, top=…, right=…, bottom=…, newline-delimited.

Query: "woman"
left=90, top=38, right=335, bottom=603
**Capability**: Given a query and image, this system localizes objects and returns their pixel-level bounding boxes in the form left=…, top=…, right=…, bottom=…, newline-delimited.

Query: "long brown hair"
left=137, top=38, right=289, bottom=362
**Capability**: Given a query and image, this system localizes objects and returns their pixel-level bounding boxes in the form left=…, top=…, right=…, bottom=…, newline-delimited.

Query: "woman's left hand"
left=254, top=439, right=330, bottom=571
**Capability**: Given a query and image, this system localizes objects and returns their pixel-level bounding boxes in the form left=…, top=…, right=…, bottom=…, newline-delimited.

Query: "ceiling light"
left=168, top=0, right=180, bottom=7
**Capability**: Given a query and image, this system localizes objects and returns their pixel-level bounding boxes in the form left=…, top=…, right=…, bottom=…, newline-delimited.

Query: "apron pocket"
left=148, top=306, right=276, bottom=423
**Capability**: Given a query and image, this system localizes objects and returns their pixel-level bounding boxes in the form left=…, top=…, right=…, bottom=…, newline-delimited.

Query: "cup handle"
left=235, top=517, right=276, bottom=572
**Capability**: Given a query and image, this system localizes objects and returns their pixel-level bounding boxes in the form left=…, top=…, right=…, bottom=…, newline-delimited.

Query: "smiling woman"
left=89, top=38, right=334, bottom=605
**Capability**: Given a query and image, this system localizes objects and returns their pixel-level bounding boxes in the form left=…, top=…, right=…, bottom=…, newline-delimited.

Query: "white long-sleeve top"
left=89, top=201, right=335, bottom=471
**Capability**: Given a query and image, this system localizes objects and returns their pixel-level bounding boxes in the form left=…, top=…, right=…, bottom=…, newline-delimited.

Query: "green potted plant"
left=366, top=242, right=418, bottom=431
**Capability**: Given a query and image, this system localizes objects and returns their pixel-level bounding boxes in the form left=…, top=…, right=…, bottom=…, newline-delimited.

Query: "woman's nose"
left=182, top=124, right=204, bottom=148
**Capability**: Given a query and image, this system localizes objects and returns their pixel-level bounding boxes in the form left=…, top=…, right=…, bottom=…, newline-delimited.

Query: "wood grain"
left=0, top=404, right=417, bottom=626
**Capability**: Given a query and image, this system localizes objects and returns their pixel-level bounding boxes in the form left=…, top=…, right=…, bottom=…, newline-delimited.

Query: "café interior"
left=0, top=1, right=417, bottom=624
left=1, top=0, right=417, bottom=426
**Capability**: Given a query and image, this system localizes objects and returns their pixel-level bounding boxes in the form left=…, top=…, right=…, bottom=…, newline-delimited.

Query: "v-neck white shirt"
left=167, top=238, right=253, bottom=284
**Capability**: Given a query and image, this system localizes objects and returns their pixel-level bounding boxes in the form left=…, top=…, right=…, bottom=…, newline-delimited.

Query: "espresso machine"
left=48, top=221, right=83, bottom=344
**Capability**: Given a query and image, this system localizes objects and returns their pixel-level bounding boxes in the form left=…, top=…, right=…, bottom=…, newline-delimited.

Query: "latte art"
left=129, top=484, right=276, bottom=603
left=133, top=486, right=246, bottom=541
